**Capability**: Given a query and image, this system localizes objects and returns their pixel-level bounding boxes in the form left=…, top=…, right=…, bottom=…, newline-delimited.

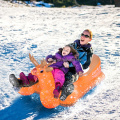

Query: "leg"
left=27, top=73, right=38, bottom=82
left=19, top=72, right=29, bottom=85
left=52, top=69, right=65, bottom=98
left=26, top=73, right=38, bottom=86
left=53, top=82, right=61, bottom=98
left=60, top=68, right=78, bottom=101
left=52, top=69, right=65, bottom=86
left=20, top=72, right=38, bottom=87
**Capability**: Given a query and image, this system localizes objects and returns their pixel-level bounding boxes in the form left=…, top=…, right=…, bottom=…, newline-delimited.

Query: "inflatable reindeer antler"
left=40, top=59, right=53, bottom=72
left=29, top=53, right=53, bottom=72
left=29, top=53, right=39, bottom=67
left=40, top=59, right=47, bottom=68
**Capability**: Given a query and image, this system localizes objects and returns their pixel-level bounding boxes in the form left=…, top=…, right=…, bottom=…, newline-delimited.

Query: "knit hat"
left=85, top=29, right=93, bottom=39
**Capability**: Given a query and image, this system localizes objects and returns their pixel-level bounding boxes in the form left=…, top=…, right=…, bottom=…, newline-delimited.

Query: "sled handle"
left=83, top=54, right=101, bottom=76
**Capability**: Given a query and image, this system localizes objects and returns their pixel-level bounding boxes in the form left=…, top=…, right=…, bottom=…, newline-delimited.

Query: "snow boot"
left=53, top=82, right=61, bottom=99
left=9, top=74, right=22, bottom=87
left=19, top=72, right=30, bottom=86
left=60, top=83, right=74, bottom=101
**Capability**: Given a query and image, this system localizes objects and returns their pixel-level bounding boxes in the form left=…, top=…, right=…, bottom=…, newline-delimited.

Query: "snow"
left=0, top=1, right=120, bottom=120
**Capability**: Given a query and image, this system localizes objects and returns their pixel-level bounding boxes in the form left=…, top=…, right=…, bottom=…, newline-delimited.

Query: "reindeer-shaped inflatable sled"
left=18, top=53, right=105, bottom=109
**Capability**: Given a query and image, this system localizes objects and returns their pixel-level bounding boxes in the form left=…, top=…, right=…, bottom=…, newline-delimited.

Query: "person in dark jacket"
left=60, top=29, right=93, bottom=101
left=46, top=45, right=83, bottom=98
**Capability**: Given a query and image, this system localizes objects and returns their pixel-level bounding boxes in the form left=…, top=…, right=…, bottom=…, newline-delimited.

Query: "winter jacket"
left=46, top=51, right=83, bottom=74
left=68, top=40, right=93, bottom=69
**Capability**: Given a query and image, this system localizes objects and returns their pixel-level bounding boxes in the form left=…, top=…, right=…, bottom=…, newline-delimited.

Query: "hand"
left=48, top=58, right=54, bottom=62
left=52, top=60, right=56, bottom=64
left=79, top=71, right=83, bottom=77
left=63, top=62, right=69, bottom=68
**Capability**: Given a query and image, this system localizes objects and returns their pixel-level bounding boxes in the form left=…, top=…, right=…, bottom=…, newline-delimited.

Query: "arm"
left=46, top=55, right=56, bottom=63
left=72, top=59, right=83, bottom=74
left=82, top=48, right=93, bottom=69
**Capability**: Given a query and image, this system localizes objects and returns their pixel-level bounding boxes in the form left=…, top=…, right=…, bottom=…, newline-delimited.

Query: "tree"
left=74, top=0, right=80, bottom=6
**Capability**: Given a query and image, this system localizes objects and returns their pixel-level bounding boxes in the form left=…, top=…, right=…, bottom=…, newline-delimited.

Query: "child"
left=9, top=69, right=38, bottom=87
left=46, top=45, right=83, bottom=98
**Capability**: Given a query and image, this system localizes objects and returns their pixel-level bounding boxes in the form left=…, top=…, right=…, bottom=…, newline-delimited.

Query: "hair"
left=59, top=45, right=79, bottom=57
left=84, top=29, right=93, bottom=39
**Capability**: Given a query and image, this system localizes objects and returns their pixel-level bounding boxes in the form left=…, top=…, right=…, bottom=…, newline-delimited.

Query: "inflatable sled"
left=18, top=54, right=105, bottom=109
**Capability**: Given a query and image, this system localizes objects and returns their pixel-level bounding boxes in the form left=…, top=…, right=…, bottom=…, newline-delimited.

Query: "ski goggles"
left=81, top=33, right=90, bottom=38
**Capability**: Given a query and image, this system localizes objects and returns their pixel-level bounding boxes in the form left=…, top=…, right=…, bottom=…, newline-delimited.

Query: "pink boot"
left=53, top=82, right=61, bottom=99
left=19, top=72, right=29, bottom=85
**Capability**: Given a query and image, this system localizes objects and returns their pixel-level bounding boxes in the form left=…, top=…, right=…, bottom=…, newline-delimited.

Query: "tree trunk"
left=74, top=0, right=80, bottom=6
left=114, top=0, right=120, bottom=7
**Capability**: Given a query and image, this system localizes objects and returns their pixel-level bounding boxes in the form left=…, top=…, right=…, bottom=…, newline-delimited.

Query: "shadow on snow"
left=0, top=94, right=67, bottom=120
left=0, top=86, right=97, bottom=120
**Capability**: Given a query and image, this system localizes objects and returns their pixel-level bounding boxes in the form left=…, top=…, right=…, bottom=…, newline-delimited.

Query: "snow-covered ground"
left=0, top=1, right=120, bottom=120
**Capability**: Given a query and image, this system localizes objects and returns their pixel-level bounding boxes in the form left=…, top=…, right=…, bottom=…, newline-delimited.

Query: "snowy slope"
left=0, top=2, right=120, bottom=120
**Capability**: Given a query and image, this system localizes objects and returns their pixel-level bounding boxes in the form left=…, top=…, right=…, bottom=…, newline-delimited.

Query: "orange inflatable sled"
left=18, top=54, right=105, bottom=109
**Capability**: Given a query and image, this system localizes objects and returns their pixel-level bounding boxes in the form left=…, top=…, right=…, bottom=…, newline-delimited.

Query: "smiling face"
left=80, top=30, right=92, bottom=45
left=62, top=46, right=71, bottom=56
